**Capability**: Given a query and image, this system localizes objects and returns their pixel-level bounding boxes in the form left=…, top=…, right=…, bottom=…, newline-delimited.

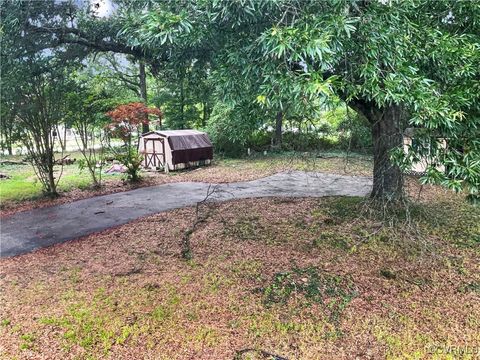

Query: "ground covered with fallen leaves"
left=1, top=183, right=479, bottom=359
left=0, top=153, right=371, bottom=216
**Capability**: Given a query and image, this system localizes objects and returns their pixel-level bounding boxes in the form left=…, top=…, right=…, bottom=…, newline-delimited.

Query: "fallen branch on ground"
left=0, top=160, right=27, bottom=165
left=54, top=155, right=76, bottom=165
left=181, top=184, right=221, bottom=260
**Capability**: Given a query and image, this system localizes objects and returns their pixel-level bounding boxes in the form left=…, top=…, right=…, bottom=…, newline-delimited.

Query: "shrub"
left=115, top=148, right=143, bottom=182
left=337, top=113, right=373, bottom=152
left=206, top=103, right=258, bottom=157
left=281, top=131, right=338, bottom=151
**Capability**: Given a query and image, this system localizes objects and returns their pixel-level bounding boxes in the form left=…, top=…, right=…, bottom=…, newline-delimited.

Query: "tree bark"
left=45, top=131, right=58, bottom=196
left=370, top=104, right=404, bottom=200
left=6, top=135, right=13, bottom=155
left=202, top=102, right=210, bottom=127
left=348, top=99, right=405, bottom=200
left=139, top=61, right=149, bottom=133
left=274, top=111, right=283, bottom=148
left=179, top=75, right=185, bottom=129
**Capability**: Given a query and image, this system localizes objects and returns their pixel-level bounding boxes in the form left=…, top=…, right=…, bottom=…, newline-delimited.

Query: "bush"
left=207, top=103, right=373, bottom=156
left=319, top=106, right=372, bottom=153
left=246, top=130, right=339, bottom=152
left=337, top=114, right=372, bottom=152
left=206, top=103, right=258, bottom=157
left=282, top=131, right=338, bottom=151
left=248, top=130, right=271, bottom=150
left=114, top=148, right=143, bottom=182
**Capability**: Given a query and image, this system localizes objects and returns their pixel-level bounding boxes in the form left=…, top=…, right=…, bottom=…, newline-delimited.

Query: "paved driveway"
left=0, top=171, right=372, bottom=257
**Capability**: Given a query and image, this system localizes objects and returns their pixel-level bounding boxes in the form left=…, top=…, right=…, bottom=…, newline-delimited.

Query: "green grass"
left=0, top=151, right=122, bottom=204
left=19, top=332, right=35, bottom=350
left=0, top=163, right=94, bottom=203
left=0, top=165, right=43, bottom=202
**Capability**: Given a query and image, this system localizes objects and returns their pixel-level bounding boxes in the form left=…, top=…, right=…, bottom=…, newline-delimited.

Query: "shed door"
left=143, top=138, right=165, bottom=168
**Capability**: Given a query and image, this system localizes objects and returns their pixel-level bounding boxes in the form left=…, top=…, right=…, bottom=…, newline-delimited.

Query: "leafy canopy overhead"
left=121, top=0, right=479, bottom=200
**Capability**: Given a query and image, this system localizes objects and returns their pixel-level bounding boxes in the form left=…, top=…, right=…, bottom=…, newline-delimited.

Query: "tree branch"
left=25, top=23, right=170, bottom=65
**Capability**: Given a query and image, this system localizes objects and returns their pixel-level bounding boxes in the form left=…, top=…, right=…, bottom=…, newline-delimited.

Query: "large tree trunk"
left=274, top=111, right=283, bottom=148
left=348, top=100, right=405, bottom=200
left=370, top=104, right=404, bottom=200
left=139, top=60, right=149, bottom=133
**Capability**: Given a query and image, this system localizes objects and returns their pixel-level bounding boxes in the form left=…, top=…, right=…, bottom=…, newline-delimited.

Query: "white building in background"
left=403, top=128, right=446, bottom=175
left=53, top=125, right=78, bottom=142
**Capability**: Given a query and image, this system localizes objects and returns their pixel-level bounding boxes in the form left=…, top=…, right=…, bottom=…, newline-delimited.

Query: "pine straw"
left=0, top=155, right=372, bottom=217
left=1, top=193, right=479, bottom=359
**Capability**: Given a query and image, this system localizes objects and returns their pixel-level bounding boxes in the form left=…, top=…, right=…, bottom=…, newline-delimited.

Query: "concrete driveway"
left=0, top=171, right=372, bottom=258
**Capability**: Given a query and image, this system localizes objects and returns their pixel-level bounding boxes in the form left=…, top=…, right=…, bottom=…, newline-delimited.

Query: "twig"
left=181, top=184, right=222, bottom=260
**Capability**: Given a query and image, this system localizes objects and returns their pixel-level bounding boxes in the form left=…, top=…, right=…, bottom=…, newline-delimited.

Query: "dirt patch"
left=1, top=194, right=478, bottom=359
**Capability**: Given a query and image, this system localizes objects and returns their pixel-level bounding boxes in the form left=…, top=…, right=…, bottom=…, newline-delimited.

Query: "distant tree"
left=0, top=97, right=21, bottom=156
left=65, top=79, right=109, bottom=187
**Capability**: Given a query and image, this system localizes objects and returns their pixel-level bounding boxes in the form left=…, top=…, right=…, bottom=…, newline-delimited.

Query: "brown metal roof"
left=142, top=130, right=212, bottom=150
left=155, top=130, right=212, bottom=151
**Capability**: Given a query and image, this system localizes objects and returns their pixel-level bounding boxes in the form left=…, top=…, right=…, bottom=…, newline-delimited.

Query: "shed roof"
left=142, top=130, right=212, bottom=151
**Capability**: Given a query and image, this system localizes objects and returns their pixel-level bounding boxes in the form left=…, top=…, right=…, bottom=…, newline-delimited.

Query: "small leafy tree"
left=66, top=85, right=112, bottom=188
left=105, top=102, right=162, bottom=182
left=14, top=65, right=70, bottom=196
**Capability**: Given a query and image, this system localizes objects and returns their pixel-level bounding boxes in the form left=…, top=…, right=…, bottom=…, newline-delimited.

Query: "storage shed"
left=138, top=130, right=213, bottom=172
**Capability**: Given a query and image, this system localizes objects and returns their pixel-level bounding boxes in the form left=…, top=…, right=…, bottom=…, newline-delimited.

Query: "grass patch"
left=459, top=282, right=480, bottom=294
left=19, top=333, right=35, bottom=350
left=223, top=214, right=264, bottom=241
left=313, top=231, right=353, bottom=250
left=262, top=267, right=357, bottom=324
left=425, top=201, right=480, bottom=249
left=0, top=164, right=43, bottom=201
left=323, top=196, right=363, bottom=222
left=38, top=288, right=133, bottom=354
left=0, top=162, right=96, bottom=203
